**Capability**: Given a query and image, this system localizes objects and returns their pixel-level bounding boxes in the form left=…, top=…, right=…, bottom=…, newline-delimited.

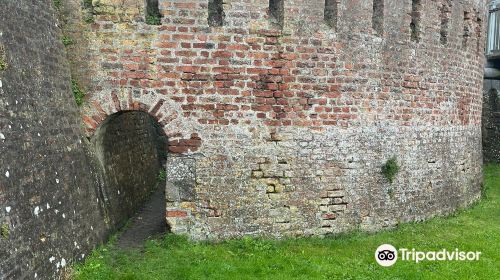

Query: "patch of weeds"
left=84, top=15, right=95, bottom=23
left=71, top=79, right=85, bottom=106
left=146, top=15, right=162, bottom=25
left=160, top=233, right=191, bottom=249
left=62, top=35, right=73, bottom=46
left=83, top=0, right=93, bottom=9
left=387, top=188, right=395, bottom=198
left=0, top=45, right=7, bottom=71
left=381, top=157, right=400, bottom=183
left=1, top=223, right=9, bottom=239
left=83, top=0, right=95, bottom=23
left=53, top=0, right=62, bottom=10
left=157, top=170, right=167, bottom=182
left=159, top=150, right=168, bottom=160
left=229, top=236, right=277, bottom=255
left=0, top=59, right=7, bottom=71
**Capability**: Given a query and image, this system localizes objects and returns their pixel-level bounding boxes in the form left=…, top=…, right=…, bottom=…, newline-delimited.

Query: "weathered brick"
left=166, top=211, right=188, bottom=218
left=0, top=3, right=486, bottom=278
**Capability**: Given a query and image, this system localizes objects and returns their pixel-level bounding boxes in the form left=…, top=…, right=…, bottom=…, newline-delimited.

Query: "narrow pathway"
left=116, top=186, right=167, bottom=249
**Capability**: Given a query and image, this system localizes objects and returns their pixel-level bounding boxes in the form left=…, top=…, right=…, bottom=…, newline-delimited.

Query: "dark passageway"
left=92, top=110, right=168, bottom=247
left=116, top=186, right=167, bottom=248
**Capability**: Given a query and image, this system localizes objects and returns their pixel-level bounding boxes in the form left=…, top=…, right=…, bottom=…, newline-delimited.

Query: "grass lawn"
left=72, top=164, right=500, bottom=280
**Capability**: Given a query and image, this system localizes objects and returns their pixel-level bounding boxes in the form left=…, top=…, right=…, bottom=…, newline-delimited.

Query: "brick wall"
left=60, top=0, right=487, bottom=240
left=0, top=0, right=489, bottom=277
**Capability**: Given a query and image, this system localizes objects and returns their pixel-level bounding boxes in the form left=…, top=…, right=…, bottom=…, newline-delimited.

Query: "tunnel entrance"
left=92, top=110, right=169, bottom=247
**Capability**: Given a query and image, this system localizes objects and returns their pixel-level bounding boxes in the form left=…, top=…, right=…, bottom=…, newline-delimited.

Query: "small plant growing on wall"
left=146, top=0, right=162, bottom=25
left=146, top=15, right=162, bottom=25
left=382, top=157, right=400, bottom=183
left=0, top=59, right=6, bottom=71
left=53, top=0, right=61, bottom=10
left=71, top=79, right=85, bottom=106
left=157, top=170, right=167, bottom=182
left=1, top=223, right=9, bottom=239
left=62, top=35, right=73, bottom=46
left=387, top=188, right=395, bottom=198
left=0, top=45, right=7, bottom=71
left=83, top=0, right=95, bottom=23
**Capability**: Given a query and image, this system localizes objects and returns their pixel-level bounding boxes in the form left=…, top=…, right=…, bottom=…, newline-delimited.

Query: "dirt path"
left=116, top=186, right=167, bottom=249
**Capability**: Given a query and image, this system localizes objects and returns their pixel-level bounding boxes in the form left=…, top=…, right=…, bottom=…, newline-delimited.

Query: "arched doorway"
left=92, top=110, right=168, bottom=245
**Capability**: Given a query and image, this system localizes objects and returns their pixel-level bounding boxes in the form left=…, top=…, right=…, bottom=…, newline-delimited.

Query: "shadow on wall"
left=482, top=81, right=500, bottom=163
left=91, top=110, right=168, bottom=229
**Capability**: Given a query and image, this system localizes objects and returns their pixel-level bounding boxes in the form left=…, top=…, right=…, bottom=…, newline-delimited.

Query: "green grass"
left=73, top=165, right=500, bottom=280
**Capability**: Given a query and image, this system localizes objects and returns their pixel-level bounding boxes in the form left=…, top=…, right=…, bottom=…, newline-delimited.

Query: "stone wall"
left=483, top=80, right=500, bottom=162
left=0, top=1, right=167, bottom=279
left=0, top=1, right=110, bottom=278
left=59, top=0, right=487, bottom=240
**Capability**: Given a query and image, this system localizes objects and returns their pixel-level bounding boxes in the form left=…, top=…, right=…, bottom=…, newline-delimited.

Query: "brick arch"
left=82, top=90, right=202, bottom=154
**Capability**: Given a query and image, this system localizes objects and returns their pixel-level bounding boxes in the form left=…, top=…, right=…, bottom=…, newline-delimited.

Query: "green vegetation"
left=62, top=35, right=74, bottom=47
left=53, top=0, right=61, bottom=10
left=1, top=223, right=9, bottom=239
left=83, top=0, right=93, bottom=8
left=0, top=59, right=7, bottom=71
left=84, top=15, right=95, bottom=23
left=387, top=187, right=395, bottom=199
left=71, top=79, right=85, bottom=107
left=0, top=46, right=7, bottom=71
left=83, top=0, right=95, bottom=23
left=146, top=15, right=162, bottom=25
left=73, top=165, right=500, bottom=279
left=382, top=157, right=400, bottom=183
left=157, top=170, right=167, bottom=182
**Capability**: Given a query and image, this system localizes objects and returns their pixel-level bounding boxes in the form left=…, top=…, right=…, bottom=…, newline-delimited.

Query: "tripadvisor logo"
left=375, top=244, right=481, bottom=267
left=375, top=244, right=398, bottom=267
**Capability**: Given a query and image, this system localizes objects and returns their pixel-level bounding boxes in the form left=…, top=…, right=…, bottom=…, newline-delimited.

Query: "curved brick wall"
left=0, top=1, right=488, bottom=277
left=68, top=0, right=486, bottom=240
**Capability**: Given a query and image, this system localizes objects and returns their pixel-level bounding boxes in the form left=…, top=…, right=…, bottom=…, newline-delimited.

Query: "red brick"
left=166, top=210, right=188, bottom=218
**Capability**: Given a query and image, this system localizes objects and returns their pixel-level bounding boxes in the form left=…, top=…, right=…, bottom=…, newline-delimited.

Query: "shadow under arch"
left=91, top=110, right=168, bottom=233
